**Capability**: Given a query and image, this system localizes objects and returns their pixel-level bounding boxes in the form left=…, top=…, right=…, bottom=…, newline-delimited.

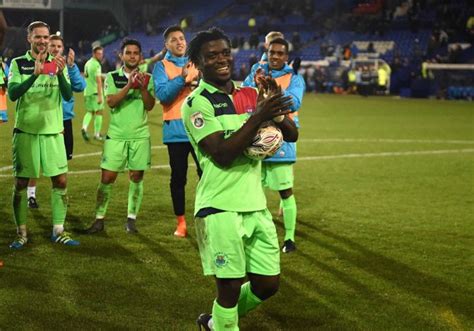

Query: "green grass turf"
left=0, top=94, right=473, bottom=330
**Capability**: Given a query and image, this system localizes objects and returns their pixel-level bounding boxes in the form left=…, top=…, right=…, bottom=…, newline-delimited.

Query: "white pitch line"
left=300, top=138, right=474, bottom=144
left=298, top=149, right=474, bottom=161
left=1, top=139, right=472, bottom=172
left=72, top=145, right=167, bottom=159
left=0, top=148, right=473, bottom=178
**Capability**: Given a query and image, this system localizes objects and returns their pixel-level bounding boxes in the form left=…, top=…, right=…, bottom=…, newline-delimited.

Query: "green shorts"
left=12, top=132, right=68, bottom=178
left=101, top=138, right=151, bottom=172
left=85, top=95, right=104, bottom=112
left=195, top=209, right=280, bottom=278
left=261, top=162, right=294, bottom=191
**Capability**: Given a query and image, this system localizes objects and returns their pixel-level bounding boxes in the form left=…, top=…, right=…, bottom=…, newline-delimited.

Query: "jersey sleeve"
left=7, top=59, right=21, bottom=85
left=95, top=62, right=102, bottom=77
left=146, top=73, right=155, bottom=96
left=104, top=73, right=116, bottom=96
left=182, top=94, right=224, bottom=144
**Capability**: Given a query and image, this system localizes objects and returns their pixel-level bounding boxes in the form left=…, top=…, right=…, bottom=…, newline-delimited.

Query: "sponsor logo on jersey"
left=213, top=102, right=228, bottom=109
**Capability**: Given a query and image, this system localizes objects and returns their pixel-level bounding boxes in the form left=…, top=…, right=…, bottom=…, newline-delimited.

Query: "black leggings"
left=167, top=142, right=202, bottom=216
left=63, top=119, right=73, bottom=160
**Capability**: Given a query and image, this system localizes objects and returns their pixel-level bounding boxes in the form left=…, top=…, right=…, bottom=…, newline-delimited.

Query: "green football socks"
left=12, top=186, right=27, bottom=227
left=282, top=195, right=297, bottom=241
left=82, top=112, right=92, bottom=130
left=238, top=282, right=262, bottom=317
left=212, top=299, right=238, bottom=331
left=94, top=114, right=103, bottom=136
left=96, top=183, right=113, bottom=219
left=51, top=188, right=68, bottom=225
left=127, top=180, right=143, bottom=219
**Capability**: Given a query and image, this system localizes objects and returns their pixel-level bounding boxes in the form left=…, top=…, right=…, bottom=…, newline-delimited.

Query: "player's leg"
left=11, top=177, right=29, bottom=249
left=10, top=132, right=41, bottom=249
left=86, top=138, right=125, bottom=233
left=41, top=134, right=78, bottom=246
left=81, top=96, right=94, bottom=141
left=86, top=169, right=118, bottom=234
left=93, top=110, right=103, bottom=140
left=239, top=209, right=280, bottom=317
left=195, top=211, right=247, bottom=330
left=125, top=138, right=151, bottom=233
left=126, top=170, right=144, bottom=233
left=279, top=186, right=297, bottom=252
left=63, top=119, right=74, bottom=160
left=266, top=163, right=297, bottom=253
left=167, top=142, right=189, bottom=237
left=27, top=178, right=39, bottom=208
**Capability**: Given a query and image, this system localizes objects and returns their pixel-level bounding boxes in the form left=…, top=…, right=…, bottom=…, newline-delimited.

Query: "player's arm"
left=138, top=73, right=155, bottom=111
left=274, top=115, right=298, bottom=142
left=284, top=74, right=305, bottom=111
left=148, top=48, right=167, bottom=65
left=8, top=59, right=39, bottom=101
left=55, top=55, right=73, bottom=101
left=105, top=72, right=131, bottom=108
left=152, top=61, right=185, bottom=103
left=96, top=74, right=103, bottom=104
left=66, top=49, right=86, bottom=92
left=197, top=91, right=293, bottom=168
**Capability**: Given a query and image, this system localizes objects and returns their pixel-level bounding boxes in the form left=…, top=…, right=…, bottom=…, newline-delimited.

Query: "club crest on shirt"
left=214, top=252, right=228, bottom=268
left=191, top=112, right=204, bottom=129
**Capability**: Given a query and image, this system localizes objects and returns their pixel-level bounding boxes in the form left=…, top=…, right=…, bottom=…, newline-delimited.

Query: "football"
left=244, top=123, right=283, bottom=160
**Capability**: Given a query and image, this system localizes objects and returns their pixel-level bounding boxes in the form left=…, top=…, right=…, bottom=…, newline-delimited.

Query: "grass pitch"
left=0, top=94, right=473, bottom=330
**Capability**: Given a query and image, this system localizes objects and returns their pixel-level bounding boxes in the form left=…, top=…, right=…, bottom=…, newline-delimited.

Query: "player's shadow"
left=135, top=233, right=195, bottom=275
left=297, top=218, right=474, bottom=320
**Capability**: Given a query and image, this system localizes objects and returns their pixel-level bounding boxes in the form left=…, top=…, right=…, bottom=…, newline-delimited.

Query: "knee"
left=15, top=178, right=29, bottom=191
left=129, top=172, right=143, bottom=183
left=252, top=278, right=280, bottom=301
left=52, top=175, right=67, bottom=189
left=279, top=188, right=293, bottom=200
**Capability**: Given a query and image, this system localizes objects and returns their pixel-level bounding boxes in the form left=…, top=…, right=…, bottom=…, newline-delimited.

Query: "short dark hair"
left=268, top=38, right=289, bottom=53
left=92, top=46, right=104, bottom=53
left=163, top=25, right=184, bottom=40
left=186, top=27, right=231, bottom=66
left=49, top=35, right=64, bottom=44
left=120, top=38, right=142, bottom=52
left=27, top=21, right=50, bottom=34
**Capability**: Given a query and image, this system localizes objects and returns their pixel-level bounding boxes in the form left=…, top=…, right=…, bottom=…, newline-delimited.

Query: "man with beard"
left=26, top=34, right=86, bottom=209
left=85, top=38, right=155, bottom=234
left=8, top=21, right=78, bottom=248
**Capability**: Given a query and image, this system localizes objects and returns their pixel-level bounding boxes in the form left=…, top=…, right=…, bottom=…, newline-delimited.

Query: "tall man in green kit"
left=85, top=38, right=155, bottom=234
left=182, top=28, right=298, bottom=330
left=8, top=21, right=79, bottom=248
left=82, top=46, right=104, bottom=141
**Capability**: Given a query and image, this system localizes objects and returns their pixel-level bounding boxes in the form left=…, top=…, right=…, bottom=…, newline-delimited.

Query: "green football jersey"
left=181, top=79, right=266, bottom=215
left=104, top=67, right=154, bottom=140
left=84, top=57, right=102, bottom=96
left=8, top=51, right=69, bottom=134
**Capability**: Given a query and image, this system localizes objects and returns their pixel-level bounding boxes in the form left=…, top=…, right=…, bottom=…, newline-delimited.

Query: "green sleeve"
left=58, top=71, right=72, bottom=101
left=8, top=75, right=38, bottom=101
left=104, top=73, right=116, bottom=96
left=181, top=94, right=223, bottom=144
left=147, top=74, right=154, bottom=96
